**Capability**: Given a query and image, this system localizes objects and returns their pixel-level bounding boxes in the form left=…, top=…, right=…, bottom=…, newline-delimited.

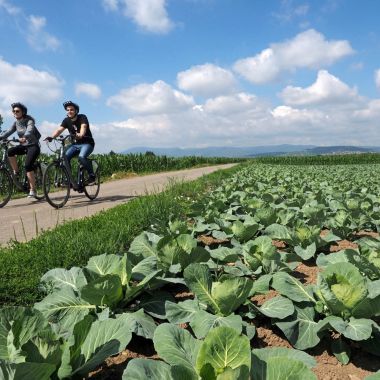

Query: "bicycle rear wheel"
left=43, top=162, right=70, bottom=208
left=83, top=165, right=100, bottom=200
left=33, top=162, right=45, bottom=200
left=0, top=168, right=12, bottom=208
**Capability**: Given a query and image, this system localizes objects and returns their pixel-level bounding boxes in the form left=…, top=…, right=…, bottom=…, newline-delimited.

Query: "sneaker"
left=85, top=175, right=96, bottom=186
left=27, top=190, right=37, bottom=198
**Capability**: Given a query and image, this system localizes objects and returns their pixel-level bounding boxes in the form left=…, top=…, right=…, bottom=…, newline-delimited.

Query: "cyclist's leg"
left=7, top=145, right=25, bottom=175
left=64, top=144, right=80, bottom=173
left=78, top=144, right=94, bottom=177
left=25, top=145, right=40, bottom=194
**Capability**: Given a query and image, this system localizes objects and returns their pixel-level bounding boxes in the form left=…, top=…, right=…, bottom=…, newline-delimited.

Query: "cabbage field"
left=1, top=162, right=380, bottom=379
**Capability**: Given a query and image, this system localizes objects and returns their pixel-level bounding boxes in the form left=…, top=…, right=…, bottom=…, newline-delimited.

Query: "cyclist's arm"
left=0, top=123, right=16, bottom=140
left=76, top=122, right=88, bottom=139
left=50, top=126, right=65, bottom=139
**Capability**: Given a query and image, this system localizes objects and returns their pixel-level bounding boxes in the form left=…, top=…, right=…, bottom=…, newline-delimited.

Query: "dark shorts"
left=8, top=144, right=40, bottom=172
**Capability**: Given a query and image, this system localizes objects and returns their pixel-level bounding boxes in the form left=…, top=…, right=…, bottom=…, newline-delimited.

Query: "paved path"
left=0, top=164, right=236, bottom=246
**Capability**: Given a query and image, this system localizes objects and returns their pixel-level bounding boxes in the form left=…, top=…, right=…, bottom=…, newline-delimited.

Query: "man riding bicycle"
left=46, top=101, right=96, bottom=185
left=0, top=102, right=41, bottom=198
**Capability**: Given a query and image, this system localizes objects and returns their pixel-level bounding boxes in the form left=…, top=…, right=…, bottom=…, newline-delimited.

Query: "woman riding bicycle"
left=0, top=103, right=41, bottom=198
left=45, top=101, right=96, bottom=185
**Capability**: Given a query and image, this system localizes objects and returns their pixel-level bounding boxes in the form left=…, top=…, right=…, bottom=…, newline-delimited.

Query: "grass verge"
left=0, top=164, right=242, bottom=306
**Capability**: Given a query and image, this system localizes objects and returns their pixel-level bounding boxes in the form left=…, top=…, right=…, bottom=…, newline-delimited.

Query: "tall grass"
left=0, top=164, right=242, bottom=306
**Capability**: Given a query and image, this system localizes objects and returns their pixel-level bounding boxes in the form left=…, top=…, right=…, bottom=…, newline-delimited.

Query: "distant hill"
left=122, top=145, right=316, bottom=157
left=122, top=145, right=380, bottom=157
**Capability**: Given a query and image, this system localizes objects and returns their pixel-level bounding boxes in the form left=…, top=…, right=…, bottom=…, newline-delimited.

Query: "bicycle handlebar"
left=0, top=137, right=21, bottom=146
left=45, top=134, right=74, bottom=143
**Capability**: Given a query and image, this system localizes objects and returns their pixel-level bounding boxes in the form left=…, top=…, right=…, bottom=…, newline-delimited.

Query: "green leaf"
left=170, top=365, right=199, bottom=380
left=231, top=221, right=259, bottom=242
left=250, top=274, right=272, bottom=295
left=196, top=326, right=251, bottom=375
left=211, top=277, right=252, bottom=316
left=317, top=262, right=367, bottom=316
left=272, top=272, right=316, bottom=303
left=364, top=372, right=380, bottom=380
left=294, top=243, right=316, bottom=260
left=80, top=274, right=123, bottom=307
left=0, top=307, right=49, bottom=362
left=131, top=256, right=158, bottom=281
left=216, top=366, right=250, bottom=380
left=258, top=296, right=294, bottom=319
left=122, top=358, right=171, bottom=379
left=343, top=318, right=374, bottom=341
left=209, top=247, right=239, bottom=263
left=184, top=264, right=221, bottom=315
left=276, top=304, right=320, bottom=350
left=265, top=224, right=293, bottom=242
left=153, top=323, right=201, bottom=373
left=165, top=300, right=202, bottom=324
left=40, top=267, right=87, bottom=292
left=0, top=361, right=56, bottom=380
left=331, top=337, right=350, bottom=365
left=253, top=357, right=317, bottom=380
left=61, top=316, right=132, bottom=377
left=190, top=310, right=243, bottom=339
left=139, top=291, right=175, bottom=319
left=85, top=253, right=125, bottom=280
left=34, top=288, right=95, bottom=337
left=128, top=232, right=158, bottom=262
left=118, top=309, right=157, bottom=339
left=251, top=347, right=316, bottom=369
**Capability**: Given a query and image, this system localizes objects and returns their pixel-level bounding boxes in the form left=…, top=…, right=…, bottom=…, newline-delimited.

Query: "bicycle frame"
left=48, top=135, right=95, bottom=191
left=0, top=139, right=30, bottom=192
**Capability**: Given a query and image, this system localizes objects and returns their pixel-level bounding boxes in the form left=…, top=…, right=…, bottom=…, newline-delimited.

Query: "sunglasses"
left=13, top=109, right=21, bottom=114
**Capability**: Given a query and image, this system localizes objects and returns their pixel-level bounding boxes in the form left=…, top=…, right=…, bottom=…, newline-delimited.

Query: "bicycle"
left=0, top=138, right=45, bottom=208
left=43, top=135, right=100, bottom=208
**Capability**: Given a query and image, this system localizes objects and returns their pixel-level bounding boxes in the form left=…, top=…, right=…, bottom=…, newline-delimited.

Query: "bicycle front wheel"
left=43, top=162, right=70, bottom=208
left=33, top=162, right=45, bottom=200
left=83, top=166, right=100, bottom=200
left=0, top=168, right=13, bottom=208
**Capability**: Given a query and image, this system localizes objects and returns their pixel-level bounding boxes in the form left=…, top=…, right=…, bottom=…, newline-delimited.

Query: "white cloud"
left=95, top=82, right=380, bottom=151
left=203, top=93, right=264, bottom=115
left=233, top=29, right=354, bottom=84
left=75, top=82, right=102, bottom=99
left=177, top=63, right=237, bottom=97
left=0, top=2, right=60, bottom=52
left=0, top=0, right=21, bottom=15
left=107, top=80, right=194, bottom=115
left=102, top=0, right=174, bottom=34
left=280, top=70, right=359, bottom=106
left=0, top=57, right=63, bottom=107
left=26, top=15, right=60, bottom=52
left=375, top=69, right=380, bottom=90
left=353, top=99, right=380, bottom=120
left=271, top=105, right=326, bottom=124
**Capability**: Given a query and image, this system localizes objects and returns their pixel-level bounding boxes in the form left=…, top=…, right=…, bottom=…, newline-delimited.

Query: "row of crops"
left=38, top=151, right=245, bottom=178
left=2, top=163, right=380, bottom=379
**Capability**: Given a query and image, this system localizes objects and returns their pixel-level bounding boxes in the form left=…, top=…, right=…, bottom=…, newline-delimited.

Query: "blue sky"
left=1, top=0, right=380, bottom=153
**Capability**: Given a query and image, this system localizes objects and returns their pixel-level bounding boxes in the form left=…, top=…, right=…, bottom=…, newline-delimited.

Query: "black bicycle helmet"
left=63, top=100, right=79, bottom=113
left=11, top=102, right=27, bottom=115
